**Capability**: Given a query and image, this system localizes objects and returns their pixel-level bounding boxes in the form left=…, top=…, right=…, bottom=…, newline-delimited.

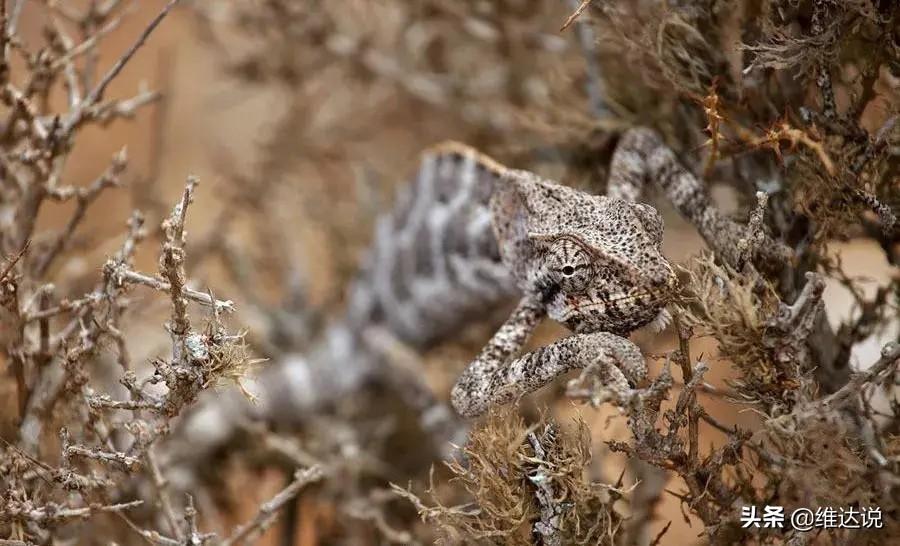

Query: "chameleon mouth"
left=559, top=288, right=672, bottom=332
left=586, top=290, right=670, bottom=309
left=554, top=269, right=678, bottom=330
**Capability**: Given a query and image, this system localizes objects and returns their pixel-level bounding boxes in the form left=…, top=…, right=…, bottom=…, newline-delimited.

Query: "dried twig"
left=0, top=239, right=28, bottom=282
left=526, top=425, right=563, bottom=546
left=62, top=0, right=182, bottom=134
left=109, top=267, right=235, bottom=312
left=560, top=0, right=594, bottom=32
left=563, top=0, right=608, bottom=118
left=220, top=466, right=324, bottom=546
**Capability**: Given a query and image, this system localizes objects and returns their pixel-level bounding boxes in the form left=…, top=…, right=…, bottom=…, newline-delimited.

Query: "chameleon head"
left=491, top=169, right=677, bottom=336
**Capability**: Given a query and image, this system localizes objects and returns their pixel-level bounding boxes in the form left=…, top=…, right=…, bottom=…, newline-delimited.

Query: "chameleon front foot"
left=451, top=322, right=649, bottom=418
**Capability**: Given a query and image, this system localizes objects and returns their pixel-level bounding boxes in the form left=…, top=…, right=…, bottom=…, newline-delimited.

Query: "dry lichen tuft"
left=394, top=406, right=625, bottom=545
left=676, top=255, right=807, bottom=409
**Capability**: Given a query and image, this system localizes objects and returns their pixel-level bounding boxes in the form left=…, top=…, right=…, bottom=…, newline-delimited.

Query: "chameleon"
left=176, top=128, right=784, bottom=457
left=447, top=128, right=790, bottom=418
left=447, top=149, right=677, bottom=418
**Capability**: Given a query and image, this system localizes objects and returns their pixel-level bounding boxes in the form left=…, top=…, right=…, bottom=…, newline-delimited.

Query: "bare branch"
left=109, top=266, right=235, bottom=313
left=62, top=0, right=181, bottom=134
left=220, top=466, right=324, bottom=546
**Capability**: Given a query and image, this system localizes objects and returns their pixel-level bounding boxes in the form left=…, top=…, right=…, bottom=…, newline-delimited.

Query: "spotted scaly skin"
left=450, top=160, right=678, bottom=418
left=342, top=142, right=516, bottom=349
left=447, top=127, right=792, bottom=418
left=256, top=142, right=518, bottom=434
left=184, top=127, right=784, bottom=456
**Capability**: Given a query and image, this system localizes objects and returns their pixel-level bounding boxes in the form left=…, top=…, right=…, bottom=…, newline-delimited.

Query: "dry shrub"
left=677, top=255, right=810, bottom=412
left=394, top=406, right=624, bottom=545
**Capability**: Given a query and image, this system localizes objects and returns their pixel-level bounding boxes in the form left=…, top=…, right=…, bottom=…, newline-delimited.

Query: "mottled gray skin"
left=180, top=127, right=781, bottom=459
left=608, top=128, right=791, bottom=271
left=449, top=128, right=790, bottom=418
left=257, top=142, right=516, bottom=438
left=320, top=137, right=678, bottom=421
left=451, top=163, right=677, bottom=418
left=491, top=168, right=675, bottom=336
left=344, top=142, right=516, bottom=349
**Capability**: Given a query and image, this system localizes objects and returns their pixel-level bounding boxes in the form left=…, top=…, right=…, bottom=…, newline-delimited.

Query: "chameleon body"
left=449, top=160, right=678, bottom=417
left=178, top=128, right=781, bottom=458
left=242, top=143, right=519, bottom=440
left=334, top=138, right=678, bottom=420
left=343, top=143, right=516, bottom=348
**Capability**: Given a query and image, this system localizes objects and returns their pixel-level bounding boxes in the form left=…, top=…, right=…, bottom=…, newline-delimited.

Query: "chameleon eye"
left=548, top=238, right=594, bottom=293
